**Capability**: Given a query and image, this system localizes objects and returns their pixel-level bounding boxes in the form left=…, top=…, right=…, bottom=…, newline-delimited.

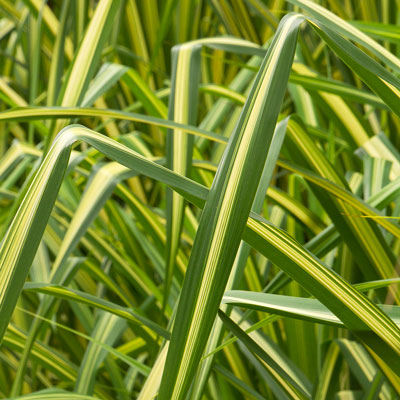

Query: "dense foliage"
left=0, top=0, right=400, bottom=399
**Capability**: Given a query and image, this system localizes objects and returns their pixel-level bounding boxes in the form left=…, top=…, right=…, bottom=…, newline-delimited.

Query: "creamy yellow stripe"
left=170, top=14, right=303, bottom=398
left=291, top=65, right=369, bottom=146
left=61, top=0, right=113, bottom=106
left=0, top=133, right=75, bottom=303
left=303, top=0, right=400, bottom=70
left=169, top=44, right=193, bottom=269
left=249, top=218, right=400, bottom=352
left=287, top=121, right=395, bottom=282
left=76, top=314, right=116, bottom=391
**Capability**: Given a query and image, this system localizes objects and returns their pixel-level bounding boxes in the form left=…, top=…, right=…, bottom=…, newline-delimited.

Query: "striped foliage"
left=0, top=1, right=400, bottom=399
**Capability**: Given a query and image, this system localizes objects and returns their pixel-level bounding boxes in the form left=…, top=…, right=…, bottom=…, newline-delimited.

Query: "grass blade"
left=158, top=14, right=304, bottom=399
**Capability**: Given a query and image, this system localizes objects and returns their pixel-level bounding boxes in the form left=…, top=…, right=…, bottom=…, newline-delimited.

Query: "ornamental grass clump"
left=0, top=0, right=399, bottom=399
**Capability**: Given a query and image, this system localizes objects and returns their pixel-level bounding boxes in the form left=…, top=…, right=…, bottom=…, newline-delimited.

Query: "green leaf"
left=74, top=312, right=126, bottom=394
left=158, top=14, right=304, bottom=399
left=23, top=283, right=170, bottom=339
left=222, top=291, right=400, bottom=328
left=218, top=310, right=311, bottom=400
left=47, top=0, right=120, bottom=145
